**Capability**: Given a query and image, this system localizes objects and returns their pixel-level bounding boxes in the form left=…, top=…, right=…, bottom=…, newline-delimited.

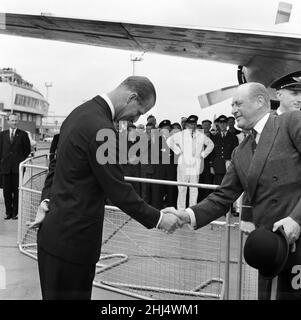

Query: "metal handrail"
left=18, top=156, right=243, bottom=300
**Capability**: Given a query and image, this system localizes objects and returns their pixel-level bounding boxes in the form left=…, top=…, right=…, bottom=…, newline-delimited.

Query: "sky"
left=1, top=0, right=300, bottom=125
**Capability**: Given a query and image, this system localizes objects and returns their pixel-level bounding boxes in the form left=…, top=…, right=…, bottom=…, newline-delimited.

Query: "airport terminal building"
left=0, top=68, right=49, bottom=139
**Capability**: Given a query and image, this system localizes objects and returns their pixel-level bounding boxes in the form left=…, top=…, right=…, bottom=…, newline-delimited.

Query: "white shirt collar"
left=276, top=108, right=282, bottom=115
left=253, top=113, right=270, bottom=142
left=10, top=128, right=16, bottom=134
left=100, top=94, right=115, bottom=120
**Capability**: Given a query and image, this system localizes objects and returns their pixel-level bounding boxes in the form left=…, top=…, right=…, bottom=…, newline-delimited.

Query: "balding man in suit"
left=169, top=82, right=301, bottom=300
left=32, top=76, right=181, bottom=300
left=241, top=72, right=301, bottom=233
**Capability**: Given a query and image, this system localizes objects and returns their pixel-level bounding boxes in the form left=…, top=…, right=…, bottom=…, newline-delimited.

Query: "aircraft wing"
left=1, top=12, right=301, bottom=68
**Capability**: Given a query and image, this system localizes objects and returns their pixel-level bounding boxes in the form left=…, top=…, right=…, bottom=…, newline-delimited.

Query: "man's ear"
left=257, top=95, right=266, bottom=108
left=276, top=90, right=281, bottom=100
left=127, top=92, right=138, bottom=104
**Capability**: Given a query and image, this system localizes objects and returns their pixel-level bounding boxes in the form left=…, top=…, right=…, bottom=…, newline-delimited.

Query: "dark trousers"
left=197, top=166, right=214, bottom=202
left=38, top=246, right=96, bottom=300
left=258, top=269, right=301, bottom=300
left=153, top=164, right=177, bottom=209
left=3, top=172, right=19, bottom=217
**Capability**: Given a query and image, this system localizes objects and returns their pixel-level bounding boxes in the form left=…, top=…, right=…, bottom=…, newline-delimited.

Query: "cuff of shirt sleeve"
left=156, top=211, right=164, bottom=229
left=185, top=208, right=197, bottom=230
left=40, top=199, right=50, bottom=211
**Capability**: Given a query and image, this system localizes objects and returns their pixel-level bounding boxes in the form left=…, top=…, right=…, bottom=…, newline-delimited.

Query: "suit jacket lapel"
left=93, top=95, right=113, bottom=123
left=247, top=114, right=279, bottom=202
left=5, top=130, right=12, bottom=144
left=235, top=135, right=253, bottom=189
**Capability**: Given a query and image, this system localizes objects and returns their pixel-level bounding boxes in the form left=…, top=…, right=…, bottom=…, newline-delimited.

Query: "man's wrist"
left=185, top=208, right=196, bottom=229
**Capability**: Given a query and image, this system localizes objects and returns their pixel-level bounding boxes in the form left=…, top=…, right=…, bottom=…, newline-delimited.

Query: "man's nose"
left=231, top=105, right=238, bottom=115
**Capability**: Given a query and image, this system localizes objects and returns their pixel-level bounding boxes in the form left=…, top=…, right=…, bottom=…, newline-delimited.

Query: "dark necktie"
left=251, top=129, right=257, bottom=153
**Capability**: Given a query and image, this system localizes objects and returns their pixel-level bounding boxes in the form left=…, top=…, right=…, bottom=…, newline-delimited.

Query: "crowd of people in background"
left=115, top=112, right=241, bottom=215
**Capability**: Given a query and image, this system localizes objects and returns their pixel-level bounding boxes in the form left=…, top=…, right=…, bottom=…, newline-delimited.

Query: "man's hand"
left=240, top=221, right=255, bottom=234
left=273, top=216, right=301, bottom=244
left=162, top=207, right=191, bottom=226
left=225, top=160, right=231, bottom=171
left=26, top=202, right=48, bottom=229
left=158, top=211, right=182, bottom=234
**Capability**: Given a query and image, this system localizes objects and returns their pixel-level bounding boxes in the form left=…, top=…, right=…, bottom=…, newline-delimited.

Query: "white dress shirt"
left=101, top=94, right=115, bottom=120
left=9, top=128, right=16, bottom=141
left=252, top=112, right=270, bottom=144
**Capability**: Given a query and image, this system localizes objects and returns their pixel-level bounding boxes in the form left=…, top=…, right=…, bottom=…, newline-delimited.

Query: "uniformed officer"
left=198, top=119, right=215, bottom=202
left=146, top=114, right=157, bottom=128
left=170, top=122, right=182, bottom=134
left=227, top=116, right=241, bottom=135
left=210, top=115, right=239, bottom=185
left=140, top=122, right=156, bottom=205
left=122, top=124, right=141, bottom=195
left=180, top=117, right=187, bottom=130
left=201, top=119, right=212, bottom=136
left=167, top=115, right=214, bottom=209
left=152, top=120, right=177, bottom=209
left=270, top=70, right=301, bottom=115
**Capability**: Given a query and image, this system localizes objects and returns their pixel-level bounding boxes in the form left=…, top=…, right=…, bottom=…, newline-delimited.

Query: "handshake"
left=26, top=204, right=192, bottom=235
left=157, top=207, right=192, bottom=234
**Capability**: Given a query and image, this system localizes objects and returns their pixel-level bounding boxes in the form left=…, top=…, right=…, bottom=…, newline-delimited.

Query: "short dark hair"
left=8, top=113, right=18, bottom=120
left=128, top=124, right=136, bottom=130
left=119, top=76, right=156, bottom=105
left=146, top=122, right=155, bottom=128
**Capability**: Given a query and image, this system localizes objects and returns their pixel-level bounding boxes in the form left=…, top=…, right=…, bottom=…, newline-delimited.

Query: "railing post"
left=17, top=161, right=25, bottom=245
left=236, top=194, right=243, bottom=300
left=224, top=210, right=231, bottom=300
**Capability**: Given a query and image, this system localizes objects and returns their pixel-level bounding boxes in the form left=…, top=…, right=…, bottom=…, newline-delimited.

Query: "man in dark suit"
left=241, top=72, right=301, bottom=233
left=0, top=113, right=31, bottom=219
left=171, top=82, right=301, bottom=299
left=31, top=76, right=181, bottom=300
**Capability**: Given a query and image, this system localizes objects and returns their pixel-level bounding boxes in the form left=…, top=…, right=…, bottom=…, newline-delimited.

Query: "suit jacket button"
left=273, top=176, right=278, bottom=181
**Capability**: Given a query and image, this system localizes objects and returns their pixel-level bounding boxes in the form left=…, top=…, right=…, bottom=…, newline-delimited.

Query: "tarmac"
left=0, top=215, right=134, bottom=300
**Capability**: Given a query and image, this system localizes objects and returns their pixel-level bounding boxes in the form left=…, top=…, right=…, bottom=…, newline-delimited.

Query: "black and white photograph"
left=0, top=0, right=301, bottom=307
